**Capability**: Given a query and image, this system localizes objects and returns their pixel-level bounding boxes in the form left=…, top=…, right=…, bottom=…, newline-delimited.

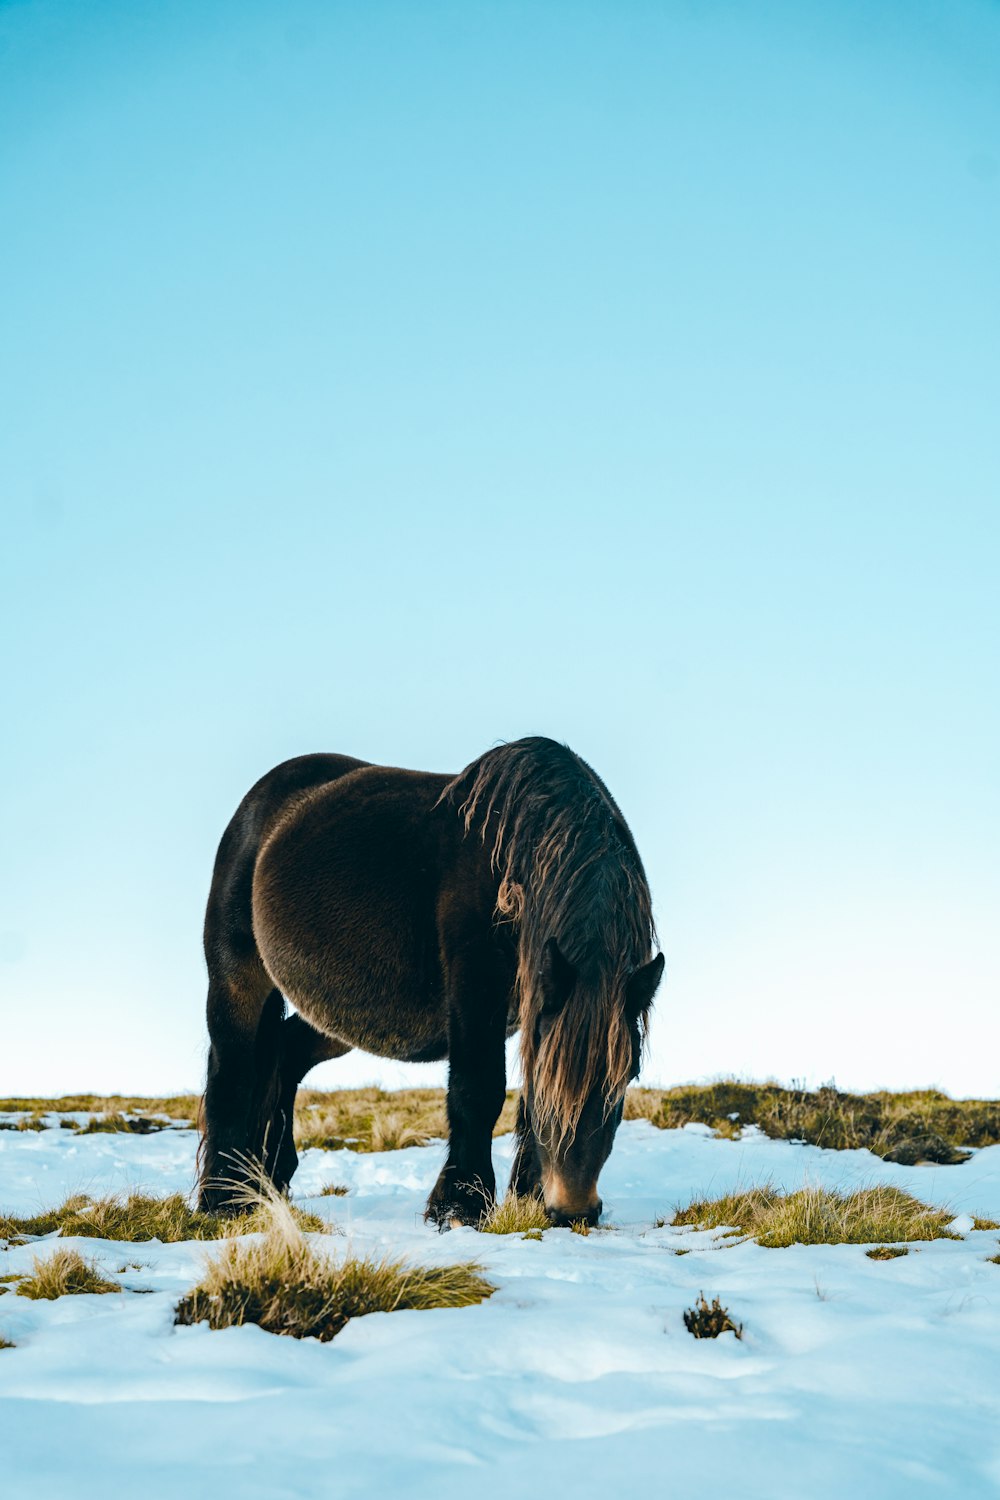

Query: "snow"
left=2, top=1119, right=1000, bottom=1498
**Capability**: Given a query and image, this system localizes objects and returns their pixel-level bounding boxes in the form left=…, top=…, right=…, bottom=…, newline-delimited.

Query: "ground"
left=2, top=1109, right=1000, bottom=1498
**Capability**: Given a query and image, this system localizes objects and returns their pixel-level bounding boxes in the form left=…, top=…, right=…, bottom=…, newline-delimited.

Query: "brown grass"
left=644, top=1081, right=1000, bottom=1163
left=866, top=1245, right=910, bottom=1260
left=671, top=1183, right=960, bottom=1248
left=0, top=1095, right=199, bottom=1123
left=10, top=1081, right=995, bottom=1165
left=480, top=1193, right=550, bottom=1235
left=16, top=1248, right=122, bottom=1299
left=293, top=1087, right=519, bottom=1153
left=175, top=1190, right=494, bottom=1341
left=0, top=1191, right=327, bottom=1245
left=972, top=1217, right=1000, bottom=1231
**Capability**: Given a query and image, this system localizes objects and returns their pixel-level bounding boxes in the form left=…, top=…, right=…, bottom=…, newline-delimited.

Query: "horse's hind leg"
left=263, top=1013, right=352, bottom=1194
left=199, top=947, right=283, bottom=1211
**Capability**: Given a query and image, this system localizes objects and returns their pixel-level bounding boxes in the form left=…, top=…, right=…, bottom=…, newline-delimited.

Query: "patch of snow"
left=1, top=1121, right=999, bottom=1496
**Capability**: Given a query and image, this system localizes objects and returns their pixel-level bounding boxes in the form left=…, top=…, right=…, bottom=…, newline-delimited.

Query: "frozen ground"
left=2, top=1115, right=1000, bottom=1499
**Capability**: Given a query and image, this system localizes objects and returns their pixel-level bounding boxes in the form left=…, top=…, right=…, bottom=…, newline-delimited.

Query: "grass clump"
left=866, top=1245, right=909, bottom=1260
left=16, top=1249, right=122, bottom=1300
left=319, top=1183, right=350, bottom=1197
left=293, top=1087, right=519, bottom=1153
left=972, top=1216, right=1000, bottom=1231
left=647, top=1081, right=1000, bottom=1164
left=175, top=1192, right=494, bottom=1341
left=480, top=1193, right=550, bottom=1235
left=0, top=1335, right=14, bottom=1348
left=0, top=1094, right=199, bottom=1124
left=76, top=1113, right=176, bottom=1135
left=0, top=1114, right=47, bottom=1132
left=671, top=1183, right=961, bottom=1248
left=1, top=1191, right=327, bottom=1245
left=683, top=1293, right=742, bottom=1339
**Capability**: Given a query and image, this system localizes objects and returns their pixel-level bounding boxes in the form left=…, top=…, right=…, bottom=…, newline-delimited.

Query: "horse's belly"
left=290, top=981, right=447, bottom=1062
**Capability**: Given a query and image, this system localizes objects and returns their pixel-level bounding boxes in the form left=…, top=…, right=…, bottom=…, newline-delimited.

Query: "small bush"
left=16, top=1249, right=121, bottom=1300
left=0, top=1191, right=327, bottom=1245
left=684, top=1293, right=742, bottom=1339
left=175, top=1192, right=494, bottom=1340
left=480, top=1193, right=550, bottom=1235
left=866, top=1245, right=909, bottom=1260
left=671, top=1183, right=960, bottom=1248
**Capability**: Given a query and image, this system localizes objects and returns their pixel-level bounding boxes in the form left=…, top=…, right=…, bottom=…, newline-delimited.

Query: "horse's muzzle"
left=546, top=1199, right=602, bottom=1229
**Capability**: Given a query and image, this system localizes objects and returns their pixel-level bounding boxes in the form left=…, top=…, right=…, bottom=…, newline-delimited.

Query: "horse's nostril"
left=547, top=1200, right=602, bottom=1228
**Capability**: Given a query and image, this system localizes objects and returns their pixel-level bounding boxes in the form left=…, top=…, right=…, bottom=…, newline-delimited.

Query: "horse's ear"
left=539, top=937, right=575, bottom=1017
left=626, top=953, right=664, bottom=1020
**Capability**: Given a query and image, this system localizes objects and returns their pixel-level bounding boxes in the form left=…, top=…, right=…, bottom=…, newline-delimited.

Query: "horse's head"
left=523, top=938, right=664, bottom=1226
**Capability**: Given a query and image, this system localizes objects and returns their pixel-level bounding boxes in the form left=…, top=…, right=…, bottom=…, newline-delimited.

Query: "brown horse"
left=198, top=737, right=663, bottom=1228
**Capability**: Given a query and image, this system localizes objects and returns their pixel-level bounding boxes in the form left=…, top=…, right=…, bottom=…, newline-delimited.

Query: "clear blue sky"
left=2, top=0, right=997, bottom=1098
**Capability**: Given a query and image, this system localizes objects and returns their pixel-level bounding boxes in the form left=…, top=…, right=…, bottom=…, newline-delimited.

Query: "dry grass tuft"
left=16, top=1248, right=122, bottom=1299
left=972, top=1216, right=1000, bottom=1231
left=76, top=1113, right=177, bottom=1136
left=0, top=1094, right=199, bottom=1124
left=866, top=1245, right=910, bottom=1260
left=293, top=1087, right=519, bottom=1153
left=622, top=1088, right=663, bottom=1122
left=175, top=1188, right=494, bottom=1341
left=671, top=1183, right=960, bottom=1248
left=684, top=1293, right=742, bottom=1339
left=646, top=1080, right=1000, bottom=1163
left=480, top=1193, right=550, bottom=1235
left=319, top=1183, right=350, bottom=1197
left=1, top=1191, right=327, bottom=1245
left=368, top=1112, right=431, bottom=1152
left=0, top=1334, right=15, bottom=1349
left=0, top=1114, right=47, bottom=1132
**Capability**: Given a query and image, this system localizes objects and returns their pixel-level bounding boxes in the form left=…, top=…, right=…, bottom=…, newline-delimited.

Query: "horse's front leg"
left=509, top=1095, right=543, bottom=1199
left=425, top=942, right=508, bottom=1230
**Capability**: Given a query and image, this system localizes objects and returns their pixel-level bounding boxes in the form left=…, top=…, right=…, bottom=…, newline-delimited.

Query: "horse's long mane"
left=441, top=737, right=656, bottom=1142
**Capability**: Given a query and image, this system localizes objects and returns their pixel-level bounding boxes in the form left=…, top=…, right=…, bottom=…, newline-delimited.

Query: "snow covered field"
left=2, top=1115, right=1000, bottom=1499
